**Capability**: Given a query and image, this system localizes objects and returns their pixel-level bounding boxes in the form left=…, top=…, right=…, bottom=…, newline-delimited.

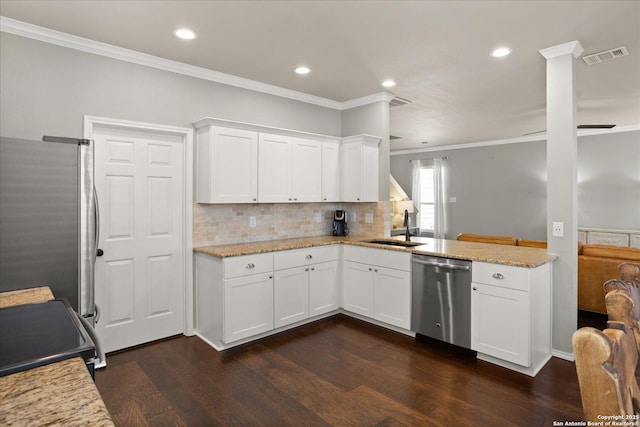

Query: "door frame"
left=84, top=115, right=195, bottom=336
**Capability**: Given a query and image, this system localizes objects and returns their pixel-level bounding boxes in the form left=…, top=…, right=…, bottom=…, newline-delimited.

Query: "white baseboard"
left=552, top=349, right=575, bottom=362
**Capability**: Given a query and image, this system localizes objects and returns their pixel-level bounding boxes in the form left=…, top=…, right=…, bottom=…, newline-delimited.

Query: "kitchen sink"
left=365, top=239, right=423, bottom=248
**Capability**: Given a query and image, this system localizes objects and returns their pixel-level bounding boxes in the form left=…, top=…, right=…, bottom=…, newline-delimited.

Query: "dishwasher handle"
left=413, top=258, right=471, bottom=271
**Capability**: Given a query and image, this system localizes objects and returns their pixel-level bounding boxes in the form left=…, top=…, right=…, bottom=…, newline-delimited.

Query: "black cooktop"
left=0, top=299, right=95, bottom=377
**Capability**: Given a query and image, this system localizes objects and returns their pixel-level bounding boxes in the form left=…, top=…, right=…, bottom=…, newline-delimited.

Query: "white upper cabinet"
left=258, top=133, right=292, bottom=202
left=196, top=126, right=258, bottom=203
left=194, top=118, right=378, bottom=204
left=258, top=134, right=322, bottom=203
left=321, top=141, right=341, bottom=202
left=341, top=135, right=380, bottom=202
left=291, top=137, right=322, bottom=202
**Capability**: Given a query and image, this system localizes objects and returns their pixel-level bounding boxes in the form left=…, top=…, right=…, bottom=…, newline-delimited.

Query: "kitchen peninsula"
left=195, top=235, right=556, bottom=376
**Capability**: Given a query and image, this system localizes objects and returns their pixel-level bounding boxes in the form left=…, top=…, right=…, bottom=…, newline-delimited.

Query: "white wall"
left=0, top=32, right=343, bottom=140
left=391, top=130, right=640, bottom=239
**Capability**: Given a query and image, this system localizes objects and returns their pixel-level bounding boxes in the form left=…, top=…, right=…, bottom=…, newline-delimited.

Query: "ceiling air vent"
left=389, top=97, right=412, bottom=108
left=582, top=46, right=629, bottom=65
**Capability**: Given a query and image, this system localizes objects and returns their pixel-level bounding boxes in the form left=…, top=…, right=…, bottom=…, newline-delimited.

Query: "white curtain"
left=411, top=160, right=421, bottom=229
left=433, top=157, right=446, bottom=239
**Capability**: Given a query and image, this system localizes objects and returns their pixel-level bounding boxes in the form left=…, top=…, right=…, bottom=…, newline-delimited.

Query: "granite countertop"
left=0, top=358, right=114, bottom=427
left=0, top=287, right=114, bottom=427
left=0, top=286, right=54, bottom=308
left=194, top=235, right=557, bottom=268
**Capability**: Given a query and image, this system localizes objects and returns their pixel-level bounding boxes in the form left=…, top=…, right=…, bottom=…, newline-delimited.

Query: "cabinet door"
left=340, top=142, right=362, bottom=202
left=321, top=141, right=341, bottom=202
left=258, top=133, right=291, bottom=202
left=342, top=261, right=374, bottom=318
left=374, top=267, right=411, bottom=329
left=197, top=126, right=258, bottom=203
left=274, top=266, right=310, bottom=328
left=224, top=273, right=274, bottom=343
left=309, top=261, right=340, bottom=316
left=361, top=141, right=379, bottom=202
left=471, top=282, right=530, bottom=366
left=291, top=138, right=321, bottom=202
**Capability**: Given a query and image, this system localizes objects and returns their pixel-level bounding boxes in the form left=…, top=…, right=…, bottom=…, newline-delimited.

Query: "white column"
left=539, top=41, right=584, bottom=356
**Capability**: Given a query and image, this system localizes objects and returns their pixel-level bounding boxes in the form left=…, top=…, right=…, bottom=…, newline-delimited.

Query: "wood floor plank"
left=96, top=314, right=585, bottom=426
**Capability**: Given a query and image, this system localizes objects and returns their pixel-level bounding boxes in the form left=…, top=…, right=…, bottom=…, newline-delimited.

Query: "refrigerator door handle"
left=94, top=303, right=101, bottom=324
left=94, top=188, right=101, bottom=259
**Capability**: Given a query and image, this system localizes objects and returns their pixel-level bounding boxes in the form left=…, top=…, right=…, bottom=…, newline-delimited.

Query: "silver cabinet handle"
left=311, top=267, right=315, bottom=271
left=246, top=263, right=255, bottom=269
left=268, top=275, right=273, bottom=279
left=368, top=267, right=372, bottom=271
left=374, top=269, right=378, bottom=272
left=305, top=268, right=309, bottom=271
left=492, top=273, right=504, bottom=279
left=473, top=287, right=478, bottom=291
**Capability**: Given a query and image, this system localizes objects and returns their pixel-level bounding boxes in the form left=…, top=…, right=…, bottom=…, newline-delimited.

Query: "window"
left=419, top=166, right=435, bottom=231
left=412, top=157, right=445, bottom=238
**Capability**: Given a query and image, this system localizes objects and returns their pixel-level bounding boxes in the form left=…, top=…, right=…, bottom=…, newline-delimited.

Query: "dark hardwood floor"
left=95, top=315, right=585, bottom=426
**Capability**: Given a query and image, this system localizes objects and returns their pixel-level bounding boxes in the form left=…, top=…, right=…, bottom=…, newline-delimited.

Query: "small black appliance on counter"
left=333, top=210, right=349, bottom=236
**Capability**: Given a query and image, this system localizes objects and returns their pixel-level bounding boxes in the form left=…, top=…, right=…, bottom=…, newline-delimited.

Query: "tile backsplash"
left=193, top=202, right=390, bottom=247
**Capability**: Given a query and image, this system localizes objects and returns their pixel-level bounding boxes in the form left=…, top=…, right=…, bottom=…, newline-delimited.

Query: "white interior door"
left=93, top=125, right=185, bottom=353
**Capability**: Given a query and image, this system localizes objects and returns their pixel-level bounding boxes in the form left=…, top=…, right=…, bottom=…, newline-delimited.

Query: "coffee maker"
left=333, top=210, right=348, bottom=236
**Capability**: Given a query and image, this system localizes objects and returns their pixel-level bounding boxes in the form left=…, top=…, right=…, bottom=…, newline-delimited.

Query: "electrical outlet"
left=249, top=216, right=256, bottom=228
left=315, top=212, right=322, bottom=223
left=365, top=212, right=373, bottom=224
left=552, top=221, right=564, bottom=237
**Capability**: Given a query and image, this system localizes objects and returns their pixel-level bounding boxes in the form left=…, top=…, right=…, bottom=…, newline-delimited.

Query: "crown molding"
left=0, top=16, right=388, bottom=111
left=390, top=124, right=640, bottom=155
left=539, top=40, right=584, bottom=59
left=340, top=92, right=396, bottom=110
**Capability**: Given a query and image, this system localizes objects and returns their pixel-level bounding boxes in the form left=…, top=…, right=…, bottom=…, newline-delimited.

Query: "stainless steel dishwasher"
left=411, top=255, right=472, bottom=348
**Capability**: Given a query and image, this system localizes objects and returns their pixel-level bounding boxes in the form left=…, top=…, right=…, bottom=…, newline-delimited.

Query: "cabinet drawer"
left=274, top=245, right=338, bottom=270
left=224, top=253, right=273, bottom=279
left=472, top=262, right=530, bottom=291
left=343, top=245, right=411, bottom=271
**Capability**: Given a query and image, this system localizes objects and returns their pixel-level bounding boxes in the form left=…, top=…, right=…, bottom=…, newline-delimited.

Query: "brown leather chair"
left=573, top=321, right=640, bottom=421
left=456, top=233, right=517, bottom=246
left=516, top=239, right=547, bottom=248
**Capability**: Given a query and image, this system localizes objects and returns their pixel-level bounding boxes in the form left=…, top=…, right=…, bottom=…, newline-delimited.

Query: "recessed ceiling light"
left=382, top=80, right=396, bottom=88
left=295, top=66, right=311, bottom=75
left=174, top=28, right=197, bottom=40
left=491, top=47, right=512, bottom=58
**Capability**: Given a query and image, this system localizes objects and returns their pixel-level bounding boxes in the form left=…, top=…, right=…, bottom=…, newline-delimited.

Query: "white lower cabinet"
left=309, top=260, right=340, bottom=316
left=342, top=246, right=411, bottom=329
left=470, top=261, right=551, bottom=375
left=274, top=266, right=309, bottom=328
left=342, top=261, right=375, bottom=317
left=274, top=247, right=339, bottom=328
left=375, top=267, right=411, bottom=329
left=224, top=272, right=274, bottom=342
left=196, top=252, right=274, bottom=347
left=471, top=282, right=530, bottom=366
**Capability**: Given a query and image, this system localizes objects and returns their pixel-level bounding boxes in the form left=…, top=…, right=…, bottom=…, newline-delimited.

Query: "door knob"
left=96, top=249, right=104, bottom=257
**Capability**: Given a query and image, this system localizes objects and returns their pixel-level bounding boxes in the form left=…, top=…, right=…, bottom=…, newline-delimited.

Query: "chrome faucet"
left=403, top=209, right=411, bottom=241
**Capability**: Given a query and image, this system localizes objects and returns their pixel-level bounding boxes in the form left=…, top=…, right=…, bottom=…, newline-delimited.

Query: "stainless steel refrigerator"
left=0, top=135, right=104, bottom=365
